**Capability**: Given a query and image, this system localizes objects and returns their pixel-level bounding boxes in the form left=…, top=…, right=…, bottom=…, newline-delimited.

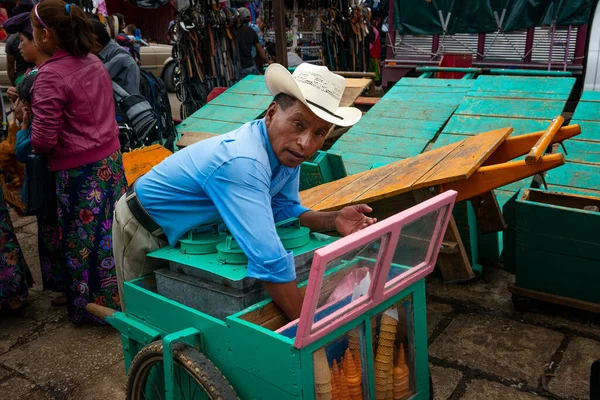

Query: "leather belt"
left=125, top=181, right=168, bottom=242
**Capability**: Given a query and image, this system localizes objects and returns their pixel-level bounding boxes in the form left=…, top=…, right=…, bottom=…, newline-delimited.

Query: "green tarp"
left=394, top=0, right=596, bottom=35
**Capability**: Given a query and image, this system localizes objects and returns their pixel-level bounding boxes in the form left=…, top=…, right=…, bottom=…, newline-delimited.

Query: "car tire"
left=163, top=62, right=177, bottom=93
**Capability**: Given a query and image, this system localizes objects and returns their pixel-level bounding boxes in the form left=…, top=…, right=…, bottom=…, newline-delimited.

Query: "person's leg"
left=37, top=213, right=67, bottom=305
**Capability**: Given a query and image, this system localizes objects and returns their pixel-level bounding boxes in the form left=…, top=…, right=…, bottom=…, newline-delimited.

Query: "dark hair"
left=90, top=19, right=111, bottom=47
left=114, top=13, right=125, bottom=30
left=16, top=73, right=36, bottom=104
left=274, top=93, right=298, bottom=110
left=125, top=24, right=136, bottom=34
left=30, top=0, right=95, bottom=57
left=19, top=31, right=33, bottom=41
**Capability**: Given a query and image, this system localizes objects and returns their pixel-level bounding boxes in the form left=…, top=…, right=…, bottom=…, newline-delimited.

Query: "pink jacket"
left=31, top=49, right=120, bottom=171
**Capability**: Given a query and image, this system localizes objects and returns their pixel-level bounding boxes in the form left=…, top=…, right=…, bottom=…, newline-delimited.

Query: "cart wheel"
left=126, top=340, right=238, bottom=400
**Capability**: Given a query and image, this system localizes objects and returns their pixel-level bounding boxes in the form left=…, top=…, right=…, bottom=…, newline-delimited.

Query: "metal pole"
left=273, top=0, right=288, bottom=67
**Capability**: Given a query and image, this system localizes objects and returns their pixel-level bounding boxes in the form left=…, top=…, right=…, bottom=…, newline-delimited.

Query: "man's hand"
left=334, top=204, right=377, bottom=236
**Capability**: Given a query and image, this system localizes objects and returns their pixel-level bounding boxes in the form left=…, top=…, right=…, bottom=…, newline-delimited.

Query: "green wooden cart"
left=89, top=191, right=457, bottom=399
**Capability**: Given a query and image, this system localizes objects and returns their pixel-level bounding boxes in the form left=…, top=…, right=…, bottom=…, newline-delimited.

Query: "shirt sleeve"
left=271, top=168, right=310, bottom=223
left=30, top=71, right=67, bottom=154
left=203, top=157, right=296, bottom=283
left=252, top=29, right=259, bottom=45
left=14, top=129, right=32, bottom=163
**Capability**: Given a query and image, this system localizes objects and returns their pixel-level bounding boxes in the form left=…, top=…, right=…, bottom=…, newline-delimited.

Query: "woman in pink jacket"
left=30, top=0, right=127, bottom=324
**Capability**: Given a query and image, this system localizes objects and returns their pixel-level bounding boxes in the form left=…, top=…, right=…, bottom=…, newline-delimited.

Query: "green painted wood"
left=189, top=104, right=263, bottom=123
left=428, top=134, right=465, bottom=150
left=556, top=140, right=600, bottom=165
left=176, top=119, right=244, bottom=134
left=467, top=91, right=568, bottom=100
left=567, top=120, right=600, bottom=142
left=570, top=101, right=600, bottom=122
left=454, top=97, right=565, bottom=119
left=579, top=91, right=600, bottom=102
left=546, top=184, right=600, bottom=198
left=545, top=162, right=600, bottom=191
left=366, top=105, right=457, bottom=122
left=348, top=124, right=440, bottom=140
left=442, top=115, right=551, bottom=136
left=380, top=93, right=468, bottom=104
left=208, top=92, right=273, bottom=109
left=228, top=82, right=272, bottom=95
left=387, top=86, right=473, bottom=95
left=339, top=152, right=405, bottom=173
left=514, top=247, right=600, bottom=304
left=469, top=75, right=576, bottom=95
left=489, top=69, right=573, bottom=77
left=330, top=133, right=429, bottom=158
left=396, top=78, right=475, bottom=88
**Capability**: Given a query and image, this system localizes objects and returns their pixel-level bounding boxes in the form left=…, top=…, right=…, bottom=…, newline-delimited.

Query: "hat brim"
left=264, top=64, right=362, bottom=127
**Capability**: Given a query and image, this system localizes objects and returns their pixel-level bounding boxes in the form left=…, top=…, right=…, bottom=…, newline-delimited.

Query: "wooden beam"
left=509, top=284, right=600, bottom=313
left=272, top=0, right=288, bottom=68
left=176, top=131, right=220, bottom=149
left=470, top=191, right=507, bottom=234
left=525, top=116, right=564, bottom=165
left=443, top=153, right=565, bottom=202
left=482, top=124, right=580, bottom=166
left=414, top=188, right=475, bottom=283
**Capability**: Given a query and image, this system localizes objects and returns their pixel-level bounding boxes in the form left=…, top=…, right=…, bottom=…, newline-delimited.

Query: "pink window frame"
left=276, top=190, right=458, bottom=349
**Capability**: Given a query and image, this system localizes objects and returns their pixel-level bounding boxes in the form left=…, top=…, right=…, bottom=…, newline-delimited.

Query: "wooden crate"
left=513, top=188, right=600, bottom=307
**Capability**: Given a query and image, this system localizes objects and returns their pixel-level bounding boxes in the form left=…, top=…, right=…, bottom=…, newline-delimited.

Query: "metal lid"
left=179, top=227, right=226, bottom=255
left=216, top=236, right=248, bottom=265
left=276, top=218, right=311, bottom=250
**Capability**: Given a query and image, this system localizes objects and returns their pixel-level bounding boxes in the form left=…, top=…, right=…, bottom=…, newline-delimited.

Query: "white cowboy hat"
left=264, top=63, right=362, bottom=127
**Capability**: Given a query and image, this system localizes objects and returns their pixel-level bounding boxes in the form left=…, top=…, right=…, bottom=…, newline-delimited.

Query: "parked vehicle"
left=0, top=42, right=176, bottom=92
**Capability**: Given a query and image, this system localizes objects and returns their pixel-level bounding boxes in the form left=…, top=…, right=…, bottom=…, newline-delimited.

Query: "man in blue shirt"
left=113, top=63, right=372, bottom=319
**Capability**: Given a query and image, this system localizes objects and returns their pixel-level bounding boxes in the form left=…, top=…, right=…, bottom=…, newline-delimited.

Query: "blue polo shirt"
left=135, top=119, right=310, bottom=283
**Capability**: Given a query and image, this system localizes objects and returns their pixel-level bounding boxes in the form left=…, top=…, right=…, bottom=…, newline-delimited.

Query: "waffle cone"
left=376, top=344, right=394, bottom=356
left=339, top=370, right=350, bottom=400
left=314, top=349, right=332, bottom=385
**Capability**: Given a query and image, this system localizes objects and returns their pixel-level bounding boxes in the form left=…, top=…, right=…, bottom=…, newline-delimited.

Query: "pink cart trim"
left=276, top=190, right=458, bottom=349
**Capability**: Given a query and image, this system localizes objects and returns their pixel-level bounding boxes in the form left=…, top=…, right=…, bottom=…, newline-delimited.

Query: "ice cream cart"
left=88, top=190, right=457, bottom=399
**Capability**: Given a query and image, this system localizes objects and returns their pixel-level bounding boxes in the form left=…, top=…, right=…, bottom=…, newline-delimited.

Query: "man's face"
left=265, top=99, right=333, bottom=168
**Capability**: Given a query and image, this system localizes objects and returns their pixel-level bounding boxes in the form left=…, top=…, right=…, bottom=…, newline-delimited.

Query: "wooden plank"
left=387, top=86, right=472, bottom=95
left=348, top=125, right=440, bottom=141
left=556, top=140, right=600, bottom=165
left=467, top=91, right=568, bottom=100
left=354, top=97, right=380, bottom=106
left=177, top=119, right=244, bottom=135
left=571, top=120, right=600, bottom=142
left=397, top=78, right=475, bottom=88
left=381, top=92, right=468, bottom=104
left=470, top=191, right=507, bottom=233
left=300, top=171, right=366, bottom=209
left=366, top=106, right=457, bottom=122
left=352, top=141, right=463, bottom=204
left=508, top=284, right=600, bottom=313
left=413, top=128, right=513, bottom=190
left=545, top=161, right=600, bottom=191
left=176, top=131, right=220, bottom=148
left=579, top=91, right=600, bottom=102
left=370, top=101, right=458, bottom=115
left=349, top=116, right=445, bottom=134
left=344, top=78, right=373, bottom=89
left=454, top=97, right=565, bottom=119
left=338, top=152, right=403, bottom=172
left=209, top=92, right=273, bottom=109
left=340, top=87, right=367, bottom=107
left=546, top=184, right=600, bottom=198
left=429, top=134, right=466, bottom=150
left=525, top=116, right=564, bottom=165
left=414, top=188, right=474, bottom=283
left=189, top=104, right=263, bottom=123
left=442, top=115, right=551, bottom=136
left=330, top=133, right=429, bottom=159
left=470, top=75, right=576, bottom=95
left=571, top=101, right=600, bottom=122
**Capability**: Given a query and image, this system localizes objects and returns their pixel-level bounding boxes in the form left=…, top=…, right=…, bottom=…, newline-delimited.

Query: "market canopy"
left=393, top=0, right=596, bottom=35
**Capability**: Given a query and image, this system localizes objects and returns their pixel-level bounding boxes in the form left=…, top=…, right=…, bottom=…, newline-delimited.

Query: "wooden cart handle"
left=525, top=116, right=564, bottom=165
left=86, top=303, right=116, bottom=320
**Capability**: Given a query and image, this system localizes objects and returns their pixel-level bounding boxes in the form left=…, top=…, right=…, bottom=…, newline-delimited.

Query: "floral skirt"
left=0, top=186, right=32, bottom=307
left=56, top=151, right=127, bottom=324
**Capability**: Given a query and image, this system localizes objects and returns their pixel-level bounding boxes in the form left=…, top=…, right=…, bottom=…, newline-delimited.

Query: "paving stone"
left=19, top=388, right=54, bottom=400
left=426, top=268, right=514, bottom=313
left=22, top=222, right=38, bottom=236
left=429, top=365, right=461, bottom=400
left=548, top=337, right=600, bottom=399
left=0, top=316, right=38, bottom=354
left=429, top=314, right=563, bottom=386
left=522, top=310, right=600, bottom=338
left=12, top=215, right=37, bottom=231
left=22, top=293, right=68, bottom=325
left=462, top=380, right=544, bottom=400
left=0, top=367, right=11, bottom=381
left=67, top=361, right=126, bottom=400
left=0, top=377, right=37, bottom=399
left=1, top=324, right=123, bottom=393
left=427, top=302, right=453, bottom=338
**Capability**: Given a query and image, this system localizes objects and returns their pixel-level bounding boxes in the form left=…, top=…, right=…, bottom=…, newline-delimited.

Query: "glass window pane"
left=386, top=206, right=448, bottom=286
left=312, top=323, right=368, bottom=399
left=312, top=235, right=388, bottom=327
left=372, top=295, right=416, bottom=400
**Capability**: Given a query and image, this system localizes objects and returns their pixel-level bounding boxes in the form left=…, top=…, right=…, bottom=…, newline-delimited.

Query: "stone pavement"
left=0, top=213, right=598, bottom=399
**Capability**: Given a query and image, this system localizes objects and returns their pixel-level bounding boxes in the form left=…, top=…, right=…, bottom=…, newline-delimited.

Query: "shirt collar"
left=258, top=119, right=280, bottom=171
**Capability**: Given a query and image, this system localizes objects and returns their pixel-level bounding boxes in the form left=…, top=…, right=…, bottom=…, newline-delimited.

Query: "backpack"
left=139, top=69, right=177, bottom=151
left=112, top=81, right=158, bottom=151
